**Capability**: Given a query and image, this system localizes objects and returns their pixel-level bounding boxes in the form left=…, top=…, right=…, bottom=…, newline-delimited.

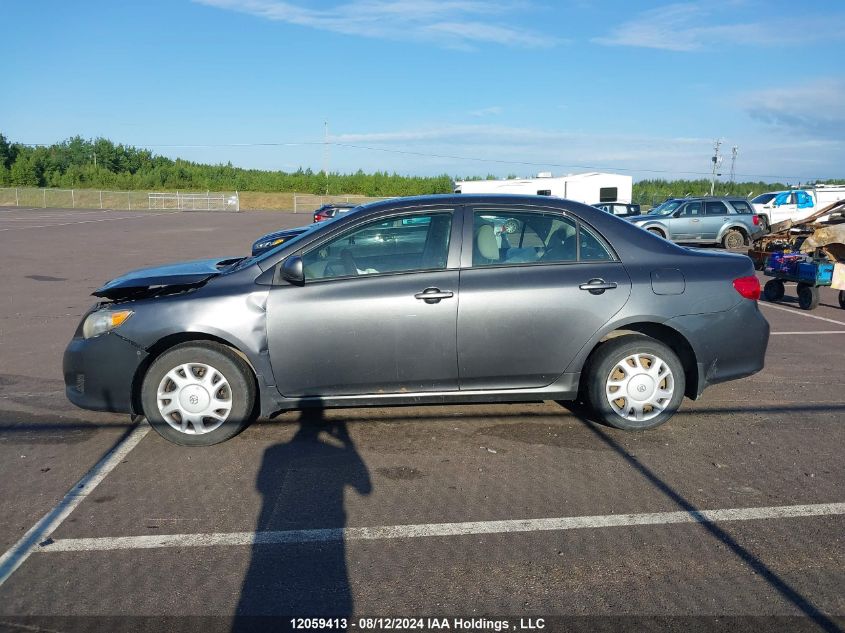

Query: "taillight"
left=752, top=215, right=760, bottom=225
left=733, top=276, right=761, bottom=301
left=313, top=214, right=320, bottom=222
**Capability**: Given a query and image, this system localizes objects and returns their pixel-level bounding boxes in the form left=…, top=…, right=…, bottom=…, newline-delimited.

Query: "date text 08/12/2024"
left=289, top=617, right=546, bottom=631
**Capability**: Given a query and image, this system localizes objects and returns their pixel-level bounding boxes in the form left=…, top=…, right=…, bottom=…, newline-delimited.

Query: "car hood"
left=93, top=257, right=241, bottom=299
left=627, top=215, right=658, bottom=223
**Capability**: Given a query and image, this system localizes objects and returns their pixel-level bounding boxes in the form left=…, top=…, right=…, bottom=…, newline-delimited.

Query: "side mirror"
left=280, top=256, right=304, bottom=285
left=672, top=210, right=684, bottom=218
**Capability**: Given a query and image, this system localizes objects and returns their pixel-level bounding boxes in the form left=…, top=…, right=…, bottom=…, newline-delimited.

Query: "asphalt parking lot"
left=0, top=206, right=843, bottom=633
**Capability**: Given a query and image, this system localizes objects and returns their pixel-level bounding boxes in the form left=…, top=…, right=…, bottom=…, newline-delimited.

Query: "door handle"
left=691, top=219, right=700, bottom=223
left=414, top=287, right=454, bottom=303
left=579, top=279, right=618, bottom=295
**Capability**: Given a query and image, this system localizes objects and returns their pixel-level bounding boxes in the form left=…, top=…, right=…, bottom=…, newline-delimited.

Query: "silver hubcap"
left=605, top=353, right=674, bottom=422
left=156, top=363, right=232, bottom=435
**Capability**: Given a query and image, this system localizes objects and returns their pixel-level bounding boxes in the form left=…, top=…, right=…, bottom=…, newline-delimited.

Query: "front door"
left=266, top=208, right=461, bottom=397
left=669, top=201, right=703, bottom=240
left=457, top=206, right=631, bottom=390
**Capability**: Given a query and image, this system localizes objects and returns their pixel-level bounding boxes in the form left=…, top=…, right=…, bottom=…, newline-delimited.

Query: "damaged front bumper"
left=63, top=332, right=148, bottom=414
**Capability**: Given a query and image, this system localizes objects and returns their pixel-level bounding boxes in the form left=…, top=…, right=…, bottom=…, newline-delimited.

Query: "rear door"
left=457, top=205, right=631, bottom=390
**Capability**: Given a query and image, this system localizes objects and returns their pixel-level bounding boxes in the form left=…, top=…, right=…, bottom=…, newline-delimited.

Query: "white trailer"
left=454, top=172, right=633, bottom=205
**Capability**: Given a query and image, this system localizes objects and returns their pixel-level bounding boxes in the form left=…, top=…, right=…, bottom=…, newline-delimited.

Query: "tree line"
left=0, top=133, right=826, bottom=202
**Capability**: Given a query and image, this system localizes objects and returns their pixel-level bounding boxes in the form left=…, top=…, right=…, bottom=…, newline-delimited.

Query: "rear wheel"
left=722, top=229, right=746, bottom=249
left=797, top=284, right=820, bottom=311
left=141, top=342, right=256, bottom=446
left=584, top=335, right=685, bottom=431
left=839, top=290, right=845, bottom=310
left=763, top=279, right=785, bottom=302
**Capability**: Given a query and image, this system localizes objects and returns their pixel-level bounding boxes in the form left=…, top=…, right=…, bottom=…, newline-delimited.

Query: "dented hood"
left=93, top=257, right=241, bottom=299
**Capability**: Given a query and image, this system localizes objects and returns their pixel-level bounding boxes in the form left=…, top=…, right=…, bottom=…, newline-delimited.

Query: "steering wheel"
left=339, top=249, right=358, bottom=276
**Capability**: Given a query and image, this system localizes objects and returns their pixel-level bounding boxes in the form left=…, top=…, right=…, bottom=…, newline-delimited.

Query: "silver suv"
left=628, top=197, right=763, bottom=248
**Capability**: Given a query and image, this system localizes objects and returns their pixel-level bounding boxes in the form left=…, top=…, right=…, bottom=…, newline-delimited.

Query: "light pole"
left=709, top=139, right=722, bottom=196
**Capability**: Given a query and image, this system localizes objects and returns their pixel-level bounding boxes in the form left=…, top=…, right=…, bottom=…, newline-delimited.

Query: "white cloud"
left=744, top=78, right=845, bottom=139
left=327, top=123, right=842, bottom=181
left=469, top=106, right=503, bottom=117
left=593, top=2, right=845, bottom=52
left=195, top=0, right=560, bottom=49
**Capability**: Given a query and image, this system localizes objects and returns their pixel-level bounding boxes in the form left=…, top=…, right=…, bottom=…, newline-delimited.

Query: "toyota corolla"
left=64, top=195, right=769, bottom=445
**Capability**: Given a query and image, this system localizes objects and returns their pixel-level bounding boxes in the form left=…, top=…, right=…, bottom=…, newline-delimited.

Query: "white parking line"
left=35, top=501, right=845, bottom=553
left=760, top=302, right=845, bottom=326
left=0, top=423, right=149, bottom=586
left=0, top=212, right=177, bottom=231
left=771, top=331, right=845, bottom=335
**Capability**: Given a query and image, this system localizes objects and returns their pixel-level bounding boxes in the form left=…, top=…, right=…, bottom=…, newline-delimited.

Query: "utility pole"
left=729, top=146, right=738, bottom=186
left=709, top=139, right=722, bottom=196
left=323, top=120, right=330, bottom=196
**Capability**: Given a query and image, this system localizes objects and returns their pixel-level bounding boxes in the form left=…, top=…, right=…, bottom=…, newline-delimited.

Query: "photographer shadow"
left=233, top=404, right=371, bottom=631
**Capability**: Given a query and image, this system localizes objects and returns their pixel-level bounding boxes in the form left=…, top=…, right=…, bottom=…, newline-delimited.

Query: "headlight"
left=255, top=237, right=286, bottom=250
left=82, top=309, right=133, bottom=339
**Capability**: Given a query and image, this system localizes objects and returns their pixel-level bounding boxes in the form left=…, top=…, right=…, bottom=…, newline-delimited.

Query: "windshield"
left=232, top=215, right=346, bottom=271
left=750, top=193, right=777, bottom=204
left=648, top=200, right=683, bottom=215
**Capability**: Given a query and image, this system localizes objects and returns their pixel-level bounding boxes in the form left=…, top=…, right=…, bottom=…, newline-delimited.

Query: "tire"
left=763, top=279, right=785, bottom=302
left=584, top=335, right=685, bottom=431
left=839, top=290, right=845, bottom=310
left=798, top=285, right=820, bottom=311
left=647, top=228, right=665, bottom=239
left=722, top=229, right=746, bottom=249
left=759, top=217, right=770, bottom=234
left=141, top=342, right=257, bottom=446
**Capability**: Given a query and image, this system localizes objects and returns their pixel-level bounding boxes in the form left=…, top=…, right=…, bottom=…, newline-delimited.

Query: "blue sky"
left=2, top=0, right=844, bottom=182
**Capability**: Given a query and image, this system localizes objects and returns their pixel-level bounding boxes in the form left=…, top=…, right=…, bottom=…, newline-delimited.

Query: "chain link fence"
left=0, top=187, right=242, bottom=211
left=0, top=187, right=391, bottom=212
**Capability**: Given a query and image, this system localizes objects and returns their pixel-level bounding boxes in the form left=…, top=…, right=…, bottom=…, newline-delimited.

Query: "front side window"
left=471, top=209, right=611, bottom=267
left=302, top=212, right=452, bottom=280
left=678, top=202, right=702, bottom=217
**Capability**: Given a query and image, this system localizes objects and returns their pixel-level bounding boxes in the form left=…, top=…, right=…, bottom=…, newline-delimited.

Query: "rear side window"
left=471, top=209, right=612, bottom=267
left=705, top=201, right=728, bottom=216
left=730, top=200, right=753, bottom=214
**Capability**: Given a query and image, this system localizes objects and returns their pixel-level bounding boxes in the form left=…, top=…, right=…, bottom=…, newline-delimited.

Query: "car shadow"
left=557, top=400, right=843, bottom=633
left=232, top=402, right=371, bottom=632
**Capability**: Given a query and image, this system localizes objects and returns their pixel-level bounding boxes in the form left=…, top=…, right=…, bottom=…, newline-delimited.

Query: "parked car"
left=593, top=202, right=642, bottom=217
left=64, top=194, right=769, bottom=445
left=751, top=185, right=845, bottom=229
left=628, top=196, right=763, bottom=248
left=313, top=203, right=356, bottom=223
left=251, top=226, right=310, bottom=256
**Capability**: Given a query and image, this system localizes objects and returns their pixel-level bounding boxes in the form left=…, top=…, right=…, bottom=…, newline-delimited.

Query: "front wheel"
left=763, top=279, right=785, bottom=302
left=647, top=228, right=665, bottom=239
left=141, top=342, right=257, bottom=446
left=584, top=335, right=685, bottom=431
left=839, top=290, right=845, bottom=310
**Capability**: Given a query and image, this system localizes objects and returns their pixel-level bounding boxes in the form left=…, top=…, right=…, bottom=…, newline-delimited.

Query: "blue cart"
left=762, top=255, right=835, bottom=311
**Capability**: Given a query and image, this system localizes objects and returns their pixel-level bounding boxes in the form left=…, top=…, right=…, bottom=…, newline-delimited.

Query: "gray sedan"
left=64, top=194, right=769, bottom=445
